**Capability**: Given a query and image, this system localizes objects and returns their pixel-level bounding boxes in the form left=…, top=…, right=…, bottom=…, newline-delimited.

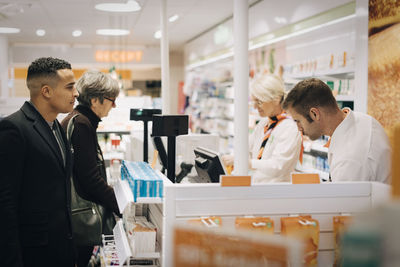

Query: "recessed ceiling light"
left=36, top=29, right=46, bottom=36
left=274, top=17, right=287, bottom=24
left=0, top=27, right=20, bottom=33
left=72, top=30, right=82, bottom=37
left=154, top=30, right=161, bottom=39
left=169, top=14, right=179, bottom=22
left=96, top=29, right=130, bottom=36
left=95, top=0, right=141, bottom=12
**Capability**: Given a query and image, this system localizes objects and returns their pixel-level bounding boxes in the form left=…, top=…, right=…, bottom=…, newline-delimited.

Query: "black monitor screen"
left=193, top=146, right=226, bottom=183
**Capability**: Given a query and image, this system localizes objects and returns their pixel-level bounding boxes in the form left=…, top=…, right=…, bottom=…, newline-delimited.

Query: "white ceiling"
left=0, top=0, right=258, bottom=51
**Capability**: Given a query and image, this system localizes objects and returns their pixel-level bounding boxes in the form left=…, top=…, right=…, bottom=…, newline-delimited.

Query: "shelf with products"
left=299, top=136, right=330, bottom=180
left=110, top=164, right=172, bottom=267
left=284, top=69, right=355, bottom=103
left=103, top=220, right=160, bottom=267
left=106, top=164, right=390, bottom=266
left=189, top=82, right=236, bottom=154
left=284, top=67, right=355, bottom=81
left=114, top=177, right=164, bottom=213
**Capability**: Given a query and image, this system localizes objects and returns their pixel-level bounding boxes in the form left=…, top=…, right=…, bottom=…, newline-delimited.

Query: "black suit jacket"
left=0, top=102, right=75, bottom=267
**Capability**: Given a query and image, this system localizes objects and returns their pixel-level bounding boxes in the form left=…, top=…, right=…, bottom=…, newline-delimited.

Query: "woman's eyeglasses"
left=104, top=96, right=116, bottom=105
left=250, top=99, right=264, bottom=107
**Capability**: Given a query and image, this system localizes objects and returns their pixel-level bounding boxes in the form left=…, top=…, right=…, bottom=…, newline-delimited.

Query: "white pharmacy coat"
left=328, top=109, right=391, bottom=183
left=250, top=117, right=302, bottom=183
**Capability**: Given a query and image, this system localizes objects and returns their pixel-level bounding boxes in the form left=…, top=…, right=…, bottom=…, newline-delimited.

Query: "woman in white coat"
left=222, top=74, right=302, bottom=183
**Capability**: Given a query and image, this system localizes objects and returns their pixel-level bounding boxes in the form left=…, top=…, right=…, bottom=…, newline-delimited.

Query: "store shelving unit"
left=284, top=68, right=355, bottom=106
left=189, top=79, right=235, bottom=153
left=110, top=174, right=171, bottom=266
left=111, top=173, right=390, bottom=266
left=284, top=67, right=355, bottom=80
left=113, top=220, right=132, bottom=265
left=100, top=232, right=159, bottom=267
left=162, top=181, right=390, bottom=266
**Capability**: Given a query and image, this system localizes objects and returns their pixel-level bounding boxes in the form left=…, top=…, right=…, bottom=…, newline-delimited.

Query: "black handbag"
left=67, top=114, right=115, bottom=246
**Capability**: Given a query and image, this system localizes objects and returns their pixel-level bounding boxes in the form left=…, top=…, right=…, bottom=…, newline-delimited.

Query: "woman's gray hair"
left=250, top=74, right=285, bottom=103
left=76, top=70, right=120, bottom=107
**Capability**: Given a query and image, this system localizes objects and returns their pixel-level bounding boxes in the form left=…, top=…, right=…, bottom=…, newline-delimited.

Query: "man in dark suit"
left=0, top=57, right=79, bottom=266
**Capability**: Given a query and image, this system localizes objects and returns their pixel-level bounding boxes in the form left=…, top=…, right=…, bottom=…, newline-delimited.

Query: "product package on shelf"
left=100, top=235, right=119, bottom=266
left=235, top=216, right=274, bottom=234
left=187, top=216, right=222, bottom=228
left=280, top=215, right=320, bottom=267
left=333, top=215, right=353, bottom=266
left=125, top=216, right=157, bottom=256
left=122, top=202, right=136, bottom=226
left=121, top=160, right=163, bottom=201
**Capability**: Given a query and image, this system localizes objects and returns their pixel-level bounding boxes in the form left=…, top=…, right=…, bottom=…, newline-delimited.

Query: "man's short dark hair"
left=282, top=78, right=338, bottom=122
left=27, top=57, right=71, bottom=91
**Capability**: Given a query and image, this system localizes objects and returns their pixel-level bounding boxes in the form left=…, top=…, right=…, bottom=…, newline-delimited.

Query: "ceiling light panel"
left=154, top=30, right=161, bottom=39
left=72, top=30, right=82, bottom=37
left=169, top=14, right=179, bottom=22
left=0, top=27, right=20, bottom=33
left=95, top=0, right=141, bottom=12
left=96, top=29, right=130, bottom=36
left=36, top=29, right=46, bottom=36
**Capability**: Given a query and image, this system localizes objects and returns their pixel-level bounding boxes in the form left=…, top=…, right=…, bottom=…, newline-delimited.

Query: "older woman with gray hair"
left=222, top=74, right=302, bottom=183
left=61, top=70, right=120, bottom=267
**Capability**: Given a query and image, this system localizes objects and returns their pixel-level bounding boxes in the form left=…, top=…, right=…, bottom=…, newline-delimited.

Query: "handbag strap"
left=66, top=114, right=80, bottom=193
left=66, top=114, right=79, bottom=145
left=66, top=114, right=95, bottom=210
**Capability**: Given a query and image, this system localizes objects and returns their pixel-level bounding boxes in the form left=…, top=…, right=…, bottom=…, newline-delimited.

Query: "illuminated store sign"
left=95, top=50, right=143, bottom=63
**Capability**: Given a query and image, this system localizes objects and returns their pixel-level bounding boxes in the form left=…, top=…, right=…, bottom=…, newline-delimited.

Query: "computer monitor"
left=193, top=146, right=226, bottom=183
left=177, top=134, right=219, bottom=176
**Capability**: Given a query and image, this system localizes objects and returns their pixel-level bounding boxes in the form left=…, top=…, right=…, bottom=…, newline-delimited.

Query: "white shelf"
left=285, top=67, right=354, bottom=80
left=103, top=152, right=125, bottom=161
left=97, top=130, right=131, bottom=135
left=110, top=221, right=161, bottom=266
left=336, top=94, right=354, bottom=101
left=136, top=197, right=163, bottom=204
left=216, top=81, right=233, bottom=87
left=114, top=180, right=163, bottom=213
left=114, top=170, right=170, bottom=212
left=133, top=251, right=161, bottom=259
left=113, top=220, right=132, bottom=267
left=114, top=180, right=134, bottom=214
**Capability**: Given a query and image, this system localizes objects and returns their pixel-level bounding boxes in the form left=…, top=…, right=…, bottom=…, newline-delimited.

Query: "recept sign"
left=95, top=50, right=143, bottom=63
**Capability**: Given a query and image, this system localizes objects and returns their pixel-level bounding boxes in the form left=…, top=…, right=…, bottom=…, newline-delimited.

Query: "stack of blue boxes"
left=121, top=160, right=163, bottom=202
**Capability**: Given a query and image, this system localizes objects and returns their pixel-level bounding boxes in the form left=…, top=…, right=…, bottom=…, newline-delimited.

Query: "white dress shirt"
left=250, top=117, right=302, bottom=183
left=328, top=109, right=391, bottom=183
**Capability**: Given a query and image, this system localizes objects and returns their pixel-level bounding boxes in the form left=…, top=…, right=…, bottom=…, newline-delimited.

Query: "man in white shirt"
left=222, top=74, right=302, bottom=183
left=282, top=78, right=391, bottom=183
